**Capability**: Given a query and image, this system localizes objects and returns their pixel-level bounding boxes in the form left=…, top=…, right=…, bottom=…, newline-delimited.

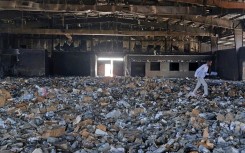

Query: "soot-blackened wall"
left=215, top=49, right=239, bottom=80
left=52, top=51, right=91, bottom=76
left=238, top=47, right=245, bottom=80
left=17, top=49, right=48, bottom=76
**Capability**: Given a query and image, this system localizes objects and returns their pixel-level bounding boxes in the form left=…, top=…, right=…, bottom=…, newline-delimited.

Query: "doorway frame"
left=96, top=57, right=124, bottom=77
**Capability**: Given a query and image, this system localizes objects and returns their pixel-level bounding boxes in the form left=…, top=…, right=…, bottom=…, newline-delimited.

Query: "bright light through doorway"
left=105, top=64, right=111, bottom=77
left=98, top=57, right=123, bottom=61
left=98, top=57, right=123, bottom=77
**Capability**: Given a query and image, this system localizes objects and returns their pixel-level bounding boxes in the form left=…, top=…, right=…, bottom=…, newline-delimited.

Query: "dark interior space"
left=79, top=40, right=87, bottom=51
left=131, top=62, right=145, bottom=77
left=147, top=45, right=154, bottom=54
left=184, top=44, right=190, bottom=53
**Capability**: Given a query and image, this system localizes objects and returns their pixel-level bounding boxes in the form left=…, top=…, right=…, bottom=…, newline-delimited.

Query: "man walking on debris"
left=188, top=60, right=212, bottom=98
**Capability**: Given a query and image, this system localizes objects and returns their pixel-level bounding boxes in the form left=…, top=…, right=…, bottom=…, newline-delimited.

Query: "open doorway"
left=97, top=57, right=124, bottom=77
left=105, top=64, right=111, bottom=76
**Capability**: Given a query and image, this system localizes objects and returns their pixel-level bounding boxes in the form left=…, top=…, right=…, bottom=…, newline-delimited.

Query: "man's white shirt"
left=194, top=64, right=209, bottom=78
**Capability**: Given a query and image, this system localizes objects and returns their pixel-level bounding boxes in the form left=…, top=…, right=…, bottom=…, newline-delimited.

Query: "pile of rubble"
left=0, top=77, right=245, bottom=153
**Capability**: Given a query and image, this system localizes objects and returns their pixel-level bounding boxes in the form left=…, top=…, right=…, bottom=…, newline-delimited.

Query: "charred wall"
left=2, top=47, right=244, bottom=80
left=215, top=47, right=245, bottom=81
left=238, top=47, right=245, bottom=80
left=215, top=49, right=239, bottom=80
left=52, top=51, right=91, bottom=76
left=17, top=49, right=48, bottom=76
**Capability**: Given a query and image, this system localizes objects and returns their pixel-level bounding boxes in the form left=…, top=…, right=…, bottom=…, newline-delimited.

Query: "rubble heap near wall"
left=0, top=77, right=245, bottom=153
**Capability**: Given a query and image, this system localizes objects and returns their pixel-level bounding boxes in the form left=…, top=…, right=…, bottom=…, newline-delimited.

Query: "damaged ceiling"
left=0, top=0, right=244, bottom=48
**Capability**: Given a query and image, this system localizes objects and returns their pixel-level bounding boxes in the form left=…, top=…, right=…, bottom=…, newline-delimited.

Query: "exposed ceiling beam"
left=0, top=9, right=235, bottom=29
left=0, top=15, right=213, bottom=35
left=215, top=13, right=229, bottom=18
left=0, top=28, right=213, bottom=36
left=160, top=15, right=234, bottom=29
left=230, top=14, right=245, bottom=20
left=0, top=1, right=211, bottom=15
left=166, top=0, right=245, bottom=9
left=167, top=24, right=210, bottom=34
left=55, top=17, right=167, bottom=28
left=0, top=11, right=235, bottom=29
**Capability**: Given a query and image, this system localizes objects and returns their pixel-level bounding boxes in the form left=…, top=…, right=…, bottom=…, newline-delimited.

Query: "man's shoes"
left=187, top=92, right=196, bottom=98
left=190, top=92, right=196, bottom=97
left=202, top=94, right=208, bottom=98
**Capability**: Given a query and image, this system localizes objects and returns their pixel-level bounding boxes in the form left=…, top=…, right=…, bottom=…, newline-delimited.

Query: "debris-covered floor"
left=0, top=77, right=245, bottom=153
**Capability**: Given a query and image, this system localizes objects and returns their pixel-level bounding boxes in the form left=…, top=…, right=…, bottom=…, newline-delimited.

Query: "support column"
left=198, top=41, right=201, bottom=52
left=234, top=22, right=243, bottom=80
left=211, top=36, right=218, bottom=52
left=90, top=54, right=96, bottom=77
left=128, top=37, right=131, bottom=53
left=178, top=41, right=184, bottom=52
left=91, top=36, right=94, bottom=52
left=234, top=28, right=243, bottom=52
left=170, top=38, right=173, bottom=53
left=0, top=34, right=2, bottom=49
left=184, top=42, right=190, bottom=53
left=164, top=37, right=167, bottom=52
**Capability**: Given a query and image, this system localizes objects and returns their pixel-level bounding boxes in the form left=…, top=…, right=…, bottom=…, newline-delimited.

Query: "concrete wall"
left=127, top=55, right=213, bottom=78
left=145, top=62, right=195, bottom=78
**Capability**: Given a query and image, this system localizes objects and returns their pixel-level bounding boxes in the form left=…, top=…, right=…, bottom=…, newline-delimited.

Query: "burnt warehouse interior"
left=0, top=0, right=244, bottom=80
left=1, top=1, right=245, bottom=153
